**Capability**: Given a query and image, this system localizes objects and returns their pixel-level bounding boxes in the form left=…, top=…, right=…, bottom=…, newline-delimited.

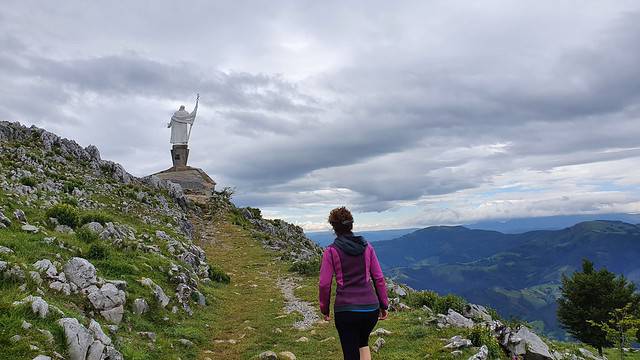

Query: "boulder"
left=279, top=351, right=297, bottom=360
left=33, top=259, right=59, bottom=278
left=88, top=319, right=112, bottom=346
left=30, top=296, right=49, bottom=318
left=463, top=304, right=492, bottom=323
left=372, top=328, right=392, bottom=336
left=14, top=209, right=27, bottom=223
left=88, top=283, right=126, bottom=310
left=140, top=278, right=170, bottom=307
left=54, top=225, right=75, bottom=234
left=259, top=351, right=278, bottom=360
left=468, top=345, right=489, bottom=360
left=58, top=318, right=93, bottom=360
left=503, top=326, right=554, bottom=360
left=440, top=309, right=474, bottom=328
left=372, top=337, right=385, bottom=353
left=83, top=222, right=104, bottom=234
left=86, top=340, right=106, bottom=360
left=63, top=257, right=97, bottom=289
left=33, top=356, right=51, bottom=360
left=21, top=224, right=39, bottom=233
left=0, top=211, right=12, bottom=226
left=132, top=298, right=149, bottom=315
left=0, top=245, right=14, bottom=254
left=444, top=335, right=473, bottom=350
left=100, top=305, right=125, bottom=324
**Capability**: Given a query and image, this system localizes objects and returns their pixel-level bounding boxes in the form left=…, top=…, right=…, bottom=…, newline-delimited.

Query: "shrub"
left=437, top=293, right=466, bottom=314
left=76, top=227, right=99, bottom=243
left=63, top=180, right=83, bottom=194
left=46, top=204, right=79, bottom=228
left=87, top=244, right=108, bottom=260
left=80, top=211, right=113, bottom=226
left=405, top=290, right=439, bottom=309
left=208, top=265, right=230, bottom=284
left=61, top=196, right=78, bottom=207
left=289, top=257, right=321, bottom=276
left=19, top=177, right=37, bottom=187
left=466, top=325, right=503, bottom=358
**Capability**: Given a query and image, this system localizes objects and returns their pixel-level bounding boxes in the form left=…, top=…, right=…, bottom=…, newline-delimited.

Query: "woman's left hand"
left=378, top=309, right=388, bottom=320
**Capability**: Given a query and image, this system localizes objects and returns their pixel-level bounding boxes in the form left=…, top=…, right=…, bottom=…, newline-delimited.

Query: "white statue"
left=168, top=94, right=199, bottom=145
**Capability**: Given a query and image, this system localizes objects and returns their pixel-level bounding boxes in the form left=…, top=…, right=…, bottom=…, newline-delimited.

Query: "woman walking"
left=319, top=207, right=389, bottom=360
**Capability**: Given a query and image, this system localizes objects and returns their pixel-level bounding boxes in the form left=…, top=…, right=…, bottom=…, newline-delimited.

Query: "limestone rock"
left=372, top=337, right=385, bottom=353
left=86, top=340, right=105, bottom=360
left=22, top=320, right=32, bottom=329
left=63, top=257, right=97, bottom=289
left=444, top=335, right=472, bottom=350
left=278, top=351, right=297, bottom=360
left=4, top=264, right=25, bottom=282
left=140, top=277, right=170, bottom=307
left=132, top=298, right=149, bottom=315
left=463, top=304, right=492, bottom=323
left=439, top=309, right=474, bottom=329
left=54, top=225, right=75, bottom=234
left=88, top=283, right=126, bottom=311
left=372, top=328, right=392, bottom=336
left=179, top=338, right=194, bottom=347
left=31, top=297, right=49, bottom=318
left=0, top=211, right=12, bottom=226
left=58, top=318, right=93, bottom=360
left=88, top=319, right=112, bottom=346
left=468, top=345, right=488, bottom=360
left=14, top=209, right=27, bottom=223
left=21, top=224, right=39, bottom=233
left=34, top=259, right=58, bottom=278
left=259, top=351, right=278, bottom=360
left=83, top=222, right=104, bottom=234
left=0, top=245, right=14, bottom=254
left=500, top=326, right=554, bottom=360
left=100, top=305, right=125, bottom=324
left=33, top=356, right=52, bottom=360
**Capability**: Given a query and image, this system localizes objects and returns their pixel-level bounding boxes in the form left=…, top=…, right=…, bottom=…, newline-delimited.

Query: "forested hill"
left=374, top=221, right=640, bottom=338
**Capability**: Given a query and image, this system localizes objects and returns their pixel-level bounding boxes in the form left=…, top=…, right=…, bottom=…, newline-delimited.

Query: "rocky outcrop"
left=240, top=207, right=322, bottom=262
left=438, top=309, right=475, bottom=329
left=496, top=325, right=554, bottom=360
left=58, top=318, right=123, bottom=360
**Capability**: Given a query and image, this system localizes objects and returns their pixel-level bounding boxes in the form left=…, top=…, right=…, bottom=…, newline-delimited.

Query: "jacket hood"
left=333, top=234, right=368, bottom=256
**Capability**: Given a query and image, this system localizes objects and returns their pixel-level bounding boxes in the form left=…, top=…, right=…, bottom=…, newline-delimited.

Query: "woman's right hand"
left=378, top=309, right=388, bottom=320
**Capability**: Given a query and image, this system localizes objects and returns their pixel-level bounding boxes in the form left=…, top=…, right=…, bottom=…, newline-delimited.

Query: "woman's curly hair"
left=328, top=206, right=354, bottom=234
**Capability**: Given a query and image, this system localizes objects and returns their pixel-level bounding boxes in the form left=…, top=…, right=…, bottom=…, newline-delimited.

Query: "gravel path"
left=277, top=277, right=320, bottom=330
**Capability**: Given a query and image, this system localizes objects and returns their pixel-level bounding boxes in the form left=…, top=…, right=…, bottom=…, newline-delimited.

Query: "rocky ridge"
left=0, top=121, right=221, bottom=359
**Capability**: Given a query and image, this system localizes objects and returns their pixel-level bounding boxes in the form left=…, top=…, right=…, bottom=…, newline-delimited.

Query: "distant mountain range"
left=466, top=213, right=640, bottom=233
left=373, top=220, right=640, bottom=339
left=305, top=213, right=640, bottom=246
left=305, top=228, right=418, bottom=247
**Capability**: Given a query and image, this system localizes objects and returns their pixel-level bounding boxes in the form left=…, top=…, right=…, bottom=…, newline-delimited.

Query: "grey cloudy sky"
left=2, top=1, right=640, bottom=231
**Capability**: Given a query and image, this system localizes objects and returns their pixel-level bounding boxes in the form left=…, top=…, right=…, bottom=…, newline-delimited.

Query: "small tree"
left=557, top=259, right=637, bottom=356
left=589, top=304, right=640, bottom=360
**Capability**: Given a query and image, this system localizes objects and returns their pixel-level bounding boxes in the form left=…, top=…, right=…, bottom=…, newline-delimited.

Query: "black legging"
left=334, top=310, right=379, bottom=360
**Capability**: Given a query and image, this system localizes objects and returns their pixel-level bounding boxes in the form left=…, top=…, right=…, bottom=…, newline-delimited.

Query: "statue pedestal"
left=171, top=145, right=189, bottom=169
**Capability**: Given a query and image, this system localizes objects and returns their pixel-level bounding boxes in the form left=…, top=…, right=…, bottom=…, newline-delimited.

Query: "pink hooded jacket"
left=318, top=236, right=389, bottom=315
